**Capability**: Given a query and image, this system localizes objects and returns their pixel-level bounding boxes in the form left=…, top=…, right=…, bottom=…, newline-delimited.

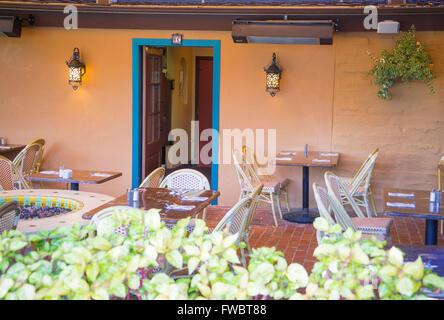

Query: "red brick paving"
left=205, top=205, right=444, bottom=273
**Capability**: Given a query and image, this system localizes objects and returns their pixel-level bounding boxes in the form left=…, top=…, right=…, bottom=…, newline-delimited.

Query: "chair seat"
left=361, top=233, right=387, bottom=242
left=255, top=173, right=289, bottom=189
left=247, top=180, right=280, bottom=193
left=352, top=217, right=393, bottom=235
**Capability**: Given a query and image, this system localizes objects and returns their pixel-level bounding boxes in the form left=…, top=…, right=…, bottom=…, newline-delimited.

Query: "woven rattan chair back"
left=347, top=153, right=378, bottom=196
left=323, top=177, right=357, bottom=232
left=312, top=183, right=337, bottom=227
left=0, top=156, right=30, bottom=190
left=244, top=184, right=263, bottom=237
left=13, top=143, right=41, bottom=176
left=241, top=145, right=270, bottom=181
left=0, top=201, right=21, bottom=233
left=325, top=171, right=366, bottom=218
left=213, top=197, right=252, bottom=237
left=90, top=206, right=138, bottom=237
left=28, top=138, right=46, bottom=172
left=232, top=149, right=255, bottom=192
left=159, top=169, right=210, bottom=190
left=350, top=147, right=379, bottom=186
left=139, top=167, right=165, bottom=188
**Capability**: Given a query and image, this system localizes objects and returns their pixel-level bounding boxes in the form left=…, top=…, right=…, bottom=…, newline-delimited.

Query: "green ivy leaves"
left=368, top=26, right=435, bottom=99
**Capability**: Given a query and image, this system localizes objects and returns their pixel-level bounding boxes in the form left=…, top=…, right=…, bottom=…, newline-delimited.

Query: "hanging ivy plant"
left=368, top=25, right=435, bottom=100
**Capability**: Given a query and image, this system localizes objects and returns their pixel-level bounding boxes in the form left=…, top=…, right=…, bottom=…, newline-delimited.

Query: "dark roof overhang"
left=1, top=1, right=444, bottom=31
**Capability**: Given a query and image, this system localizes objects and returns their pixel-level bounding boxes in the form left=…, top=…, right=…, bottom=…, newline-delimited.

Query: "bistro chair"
left=312, top=183, right=348, bottom=244
left=438, top=155, right=444, bottom=234
left=325, top=171, right=392, bottom=245
left=28, top=138, right=46, bottom=172
left=242, top=145, right=290, bottom=212
left=160, top=168, right=210, bottom=190
left=313, top=182, right=390, bottom=245
left=90, top=206, right=133, bottom=237
left=166, top=195, right=257, bottom=277
left=160, top=168, right=211, bottom=220
left=91, top=206, right=167, bottom=276
left=0, top=201, right=21, bottom=234
left=239, top=184, right=263, bottom=265
left=0, top=156, right=30, bottom=190
left=338, top=151, right=379, bottom=217
left=13, top=143, right=42, bottom=189
left=13, top=143, right=41, bottom=176
left=139, top=166, right=165, bottom=188
left=233, top=149, right=282, bottom=227
left=91, top=205, right=195, bottom=236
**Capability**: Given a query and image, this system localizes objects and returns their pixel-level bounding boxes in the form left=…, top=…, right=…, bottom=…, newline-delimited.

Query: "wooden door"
left=143, top=49, right=163, bottom=178
left=195, top=57, right=213, bottom=167
left=160, top=75, right=172, bottom=148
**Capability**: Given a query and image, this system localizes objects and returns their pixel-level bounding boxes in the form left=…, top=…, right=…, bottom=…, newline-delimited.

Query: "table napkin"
left=386, top=202, right=416, bottom=209
left=388, top=192, right=415, bottom=199
left=275, top=157, right=292, bottom=161
left=320, top=153, right=338, bottom=157
left=165, top=204, right=196, bottom=211
left=312, top=159, right=330, bottom=163
left=90, top=173, right=112, bottom=177
left=279, top=152, right=297, bottom=155
left=40, top=171, right=59, bottom=175
left=182, top=196, right=208, bottom=202
left=169, top=189, right=193, bottom=196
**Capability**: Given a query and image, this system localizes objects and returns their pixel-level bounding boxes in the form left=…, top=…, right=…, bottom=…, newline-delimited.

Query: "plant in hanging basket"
left=368, top=25, right=435, bottom=100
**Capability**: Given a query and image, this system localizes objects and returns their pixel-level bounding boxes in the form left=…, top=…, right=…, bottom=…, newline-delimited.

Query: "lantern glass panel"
left=69, top=66, right=82, bottom=83
left=266, top=72, right=280, bottom=90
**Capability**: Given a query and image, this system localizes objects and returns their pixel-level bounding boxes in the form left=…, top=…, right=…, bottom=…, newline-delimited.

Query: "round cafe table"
left=275, top=151, right=340, bottom=224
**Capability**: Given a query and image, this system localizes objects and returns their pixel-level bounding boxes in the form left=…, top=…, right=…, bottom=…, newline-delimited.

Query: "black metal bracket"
left=19, top=14, right=35, bottom=26
left=333, top=18, right=339, bottom=32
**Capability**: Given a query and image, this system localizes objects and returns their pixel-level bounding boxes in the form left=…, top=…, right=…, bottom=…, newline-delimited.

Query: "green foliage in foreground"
left=0, top=208, right=443, bottom=300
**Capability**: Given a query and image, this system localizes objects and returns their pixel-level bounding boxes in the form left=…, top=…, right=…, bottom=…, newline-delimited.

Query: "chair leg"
left=275, top=192, right=283, bottom=219
left=386, top=233, right=392, bottom=246
left=202, top=208, right=207, bottom=221
left=368, top=188, right=378, bottom=217
left=239, top=246, right=246, bottom=267
left=441, top=220, right=443, bottom=235
left=363, top=193, right=373, bottom=218
left=269, top=193, right=279, bottom=228
left=245, top=236, right=252, bottom=255
left=284, top=189, right=290, bottom=212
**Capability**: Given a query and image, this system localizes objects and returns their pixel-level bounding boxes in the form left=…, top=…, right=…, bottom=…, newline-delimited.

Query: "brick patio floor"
left=205, top=205, right=444, bottom=273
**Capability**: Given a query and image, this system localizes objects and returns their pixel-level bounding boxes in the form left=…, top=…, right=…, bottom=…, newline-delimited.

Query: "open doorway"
left=140, top=45, right=214, bottom=185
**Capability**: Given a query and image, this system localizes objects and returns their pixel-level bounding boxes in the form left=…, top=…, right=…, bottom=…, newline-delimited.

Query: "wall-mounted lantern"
left=171, top=33, right=183, bottom=45
left=66, top=48, right=86, bottom=90
left=264, top=52, right=282, bottom=97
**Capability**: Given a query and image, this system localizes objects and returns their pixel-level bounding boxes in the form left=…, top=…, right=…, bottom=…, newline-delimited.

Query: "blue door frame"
left=132, top=38, right=221, bottom=196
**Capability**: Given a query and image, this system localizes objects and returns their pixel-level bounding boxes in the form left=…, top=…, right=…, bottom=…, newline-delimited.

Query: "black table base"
left=283, top=165, right=320, bottom=224
left=425, top=219, right=438, bottom=246
left=283, top=209, right=319, bottom=224
left=70, top=183, right=79, bottom=191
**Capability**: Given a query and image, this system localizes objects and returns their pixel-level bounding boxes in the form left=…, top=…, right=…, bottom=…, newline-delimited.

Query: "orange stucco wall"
left=1, top=27, right=443, bottom=212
